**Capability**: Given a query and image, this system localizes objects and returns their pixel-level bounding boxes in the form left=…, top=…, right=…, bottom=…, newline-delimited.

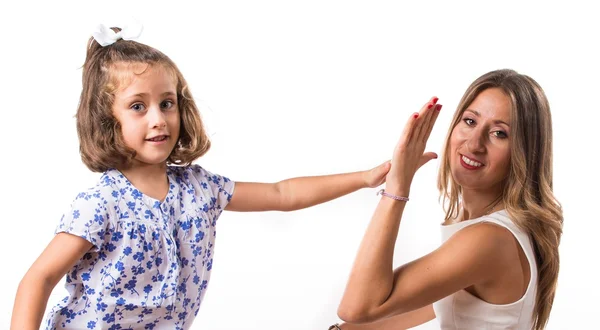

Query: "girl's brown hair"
left=77, top=28, right=210, bottom=172
left=437, top=69, right=563, bottom=329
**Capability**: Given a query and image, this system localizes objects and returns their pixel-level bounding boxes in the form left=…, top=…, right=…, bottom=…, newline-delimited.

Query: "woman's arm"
left=225, top=162, right=390, bottom=212
left=337, top=98, right=515, bottom=323
left=338, top=304, right=435, bottom=329
left=339, top=218, right=513, bottom=323
left=11, top=233, right=93, bottom=330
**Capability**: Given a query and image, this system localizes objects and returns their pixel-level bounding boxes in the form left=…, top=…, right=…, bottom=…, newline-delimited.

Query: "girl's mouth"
left=146, top=135, right=168, bottom=142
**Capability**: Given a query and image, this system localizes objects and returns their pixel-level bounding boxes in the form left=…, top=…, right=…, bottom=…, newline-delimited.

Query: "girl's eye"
left=160, top=100, right=174, bottom=110
left=463, top=118, right=475, bottom=126
left=131, top=103, right=145, bottom=112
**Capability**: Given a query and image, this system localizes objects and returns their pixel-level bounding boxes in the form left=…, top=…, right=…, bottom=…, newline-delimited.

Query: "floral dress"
left=44, top=165, right=234, bottom=330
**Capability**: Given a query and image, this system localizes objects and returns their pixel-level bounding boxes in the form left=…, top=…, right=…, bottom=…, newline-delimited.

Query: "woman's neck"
left=119, top=163, right=170, bottom=202
left=460, top=186, right=504, bottom=221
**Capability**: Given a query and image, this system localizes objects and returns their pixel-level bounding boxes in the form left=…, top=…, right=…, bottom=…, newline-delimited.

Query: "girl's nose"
left=147, top=106, right=167, bottom=129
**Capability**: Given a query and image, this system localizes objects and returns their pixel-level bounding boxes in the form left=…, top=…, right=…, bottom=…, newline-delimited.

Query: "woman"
left=330, top=70, right=563, bottom=329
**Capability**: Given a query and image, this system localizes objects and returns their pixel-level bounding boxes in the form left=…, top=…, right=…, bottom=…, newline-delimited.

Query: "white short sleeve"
left=55, top=186, right=114, bottom=251
left=188, top=164, right=235, bottom=219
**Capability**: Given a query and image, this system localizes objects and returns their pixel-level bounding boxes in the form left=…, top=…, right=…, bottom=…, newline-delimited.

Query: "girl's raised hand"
left=385, top=97, right=441, bottom=196
left=363, top=160, right=392, bottom=188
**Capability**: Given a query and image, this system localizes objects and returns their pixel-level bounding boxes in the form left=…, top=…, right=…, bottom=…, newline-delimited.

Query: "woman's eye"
left=493, top=131, right=508, bottom=139
left=463, top=118, right=475, bottom=126
left=131, top=103, right=145, bottom=112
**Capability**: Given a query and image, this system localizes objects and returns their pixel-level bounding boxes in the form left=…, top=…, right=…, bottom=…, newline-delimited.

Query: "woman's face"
left=449, top=87, right=512, bottom=192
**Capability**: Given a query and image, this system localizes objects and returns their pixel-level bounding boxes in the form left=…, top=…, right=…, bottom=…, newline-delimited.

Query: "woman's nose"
left=466, top=131, right=486, bottom=153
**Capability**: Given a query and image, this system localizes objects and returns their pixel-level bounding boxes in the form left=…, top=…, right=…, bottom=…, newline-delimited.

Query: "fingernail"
left=414, top=113, right=419, bottom=118
left=436, top=104, right=442, bottom=111
left=427, top=103, right=433, bottom=109
left=433, top=97, right=439, bottom=103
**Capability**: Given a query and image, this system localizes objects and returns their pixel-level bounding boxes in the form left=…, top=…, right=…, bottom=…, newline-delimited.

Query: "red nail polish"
left=427, top=103, right=433, bottom=109
left=436, top=104, right=442, bottom=111
left=414, top=113, right=419, bottom=118
left=433, top=97, right=439, bottom=103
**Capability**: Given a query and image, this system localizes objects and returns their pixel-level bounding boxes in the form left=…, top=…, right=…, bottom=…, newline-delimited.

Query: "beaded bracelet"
left=377, top=189, right=409, bottom=202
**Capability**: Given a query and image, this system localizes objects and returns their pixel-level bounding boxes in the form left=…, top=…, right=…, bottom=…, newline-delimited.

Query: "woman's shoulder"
left=450, top=211, right=533, bottom=266
left=459, top=220, right=518, bottom=249
left=480, top=210, right=531, bottom=240
left=438, top=221, right=520, bottom=281
left=452, top=218, right=517, bottom=249
left=442, top=210, right=519, bottom=257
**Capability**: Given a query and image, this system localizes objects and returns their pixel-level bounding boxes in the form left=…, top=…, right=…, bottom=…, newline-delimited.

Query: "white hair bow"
left=92, top=22, right=143, bottom=46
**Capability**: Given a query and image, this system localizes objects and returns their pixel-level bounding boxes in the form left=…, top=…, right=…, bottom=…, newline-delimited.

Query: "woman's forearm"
left=338, top=196, right=406, bottom=322
left=11, top=272, right=55, bottom=330
left=337, top=304, right=435, bottom=329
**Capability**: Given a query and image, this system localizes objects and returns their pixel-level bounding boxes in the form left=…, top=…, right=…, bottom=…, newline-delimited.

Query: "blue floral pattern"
left=44, top=165, right=234, bottom=329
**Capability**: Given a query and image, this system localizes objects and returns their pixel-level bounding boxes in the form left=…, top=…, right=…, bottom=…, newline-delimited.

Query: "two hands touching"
left=226, top=96, right=442, bottom=214
left=334, top=97, right=442, bottom=330
left=363, top=96, right=442, bottom=196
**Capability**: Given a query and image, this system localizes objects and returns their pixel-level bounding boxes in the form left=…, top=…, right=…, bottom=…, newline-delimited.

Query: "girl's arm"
left=11, top=233, right=93, bottom=330
left=225, top=162, right=391, bottom=212
left=337, top=99, right=515, bottom=323
left=337, top=304, right=435, bottom=329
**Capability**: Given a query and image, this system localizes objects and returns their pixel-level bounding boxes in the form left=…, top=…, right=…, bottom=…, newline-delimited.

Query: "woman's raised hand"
left=385, top=97, right=441, bottom=196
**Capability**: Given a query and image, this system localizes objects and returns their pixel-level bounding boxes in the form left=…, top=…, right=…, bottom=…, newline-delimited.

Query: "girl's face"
left=112, top=63, right=180, bottom=167
left=449, top=87, right=512, bottom=192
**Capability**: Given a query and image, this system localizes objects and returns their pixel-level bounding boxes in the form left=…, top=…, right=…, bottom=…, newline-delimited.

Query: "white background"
left=1, top=1, right=598, bottom=329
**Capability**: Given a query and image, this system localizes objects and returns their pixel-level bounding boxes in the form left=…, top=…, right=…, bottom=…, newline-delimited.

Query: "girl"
left=331, top=70, right=563, bottom=329
left=11, top=25, right=390, bottom=330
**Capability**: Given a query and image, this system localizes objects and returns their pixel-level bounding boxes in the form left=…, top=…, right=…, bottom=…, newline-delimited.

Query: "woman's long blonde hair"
left=437, top=69, right=563, bottom=329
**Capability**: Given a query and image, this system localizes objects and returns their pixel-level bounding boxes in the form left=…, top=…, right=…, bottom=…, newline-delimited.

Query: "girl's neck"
left=119, top=163, right=170, bottom=202
left=460, top=185, right=504, bottom=221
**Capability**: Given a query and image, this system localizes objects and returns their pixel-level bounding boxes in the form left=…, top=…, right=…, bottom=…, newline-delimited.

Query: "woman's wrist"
left=383, top=185, right=410, bottom=198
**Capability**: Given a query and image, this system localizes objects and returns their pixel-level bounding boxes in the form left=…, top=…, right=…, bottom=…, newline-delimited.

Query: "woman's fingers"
left=401, top=97, right=435, bottom=143
left=413, top=97, right=438, bottom=143
left=400, top=110, right=420, bottom=146
left=397, top=97, right=440, bottom=156
left=420, top=103, right=441, bottom=143
left=418, top=151, right=438, bottom=169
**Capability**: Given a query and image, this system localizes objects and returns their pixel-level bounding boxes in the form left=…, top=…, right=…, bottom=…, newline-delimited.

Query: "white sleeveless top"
left=432, top=210, right=537, bottom=330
